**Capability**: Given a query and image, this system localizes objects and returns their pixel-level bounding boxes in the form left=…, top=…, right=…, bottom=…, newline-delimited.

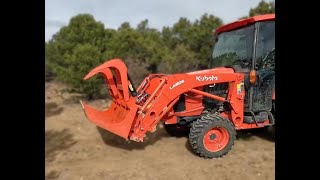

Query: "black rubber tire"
left=189, top=114, right=236, bottom=158
left=164, top=124, right=190, bottom=137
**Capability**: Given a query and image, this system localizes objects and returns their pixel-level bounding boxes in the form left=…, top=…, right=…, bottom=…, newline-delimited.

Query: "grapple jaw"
left=81, top=59, right=138, bottom=139
left=80, top=100, right=138, bottom=139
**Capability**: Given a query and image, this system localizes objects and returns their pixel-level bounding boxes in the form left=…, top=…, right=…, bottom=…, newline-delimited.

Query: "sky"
left=45, top=0, right=272, bottom=41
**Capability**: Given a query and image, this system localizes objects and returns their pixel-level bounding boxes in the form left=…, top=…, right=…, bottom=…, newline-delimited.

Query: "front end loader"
left=81, top=14, right=275, bottom=158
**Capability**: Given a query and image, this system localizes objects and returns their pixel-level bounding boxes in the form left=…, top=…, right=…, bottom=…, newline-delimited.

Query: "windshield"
left=211, top=24, right=254, bottom=68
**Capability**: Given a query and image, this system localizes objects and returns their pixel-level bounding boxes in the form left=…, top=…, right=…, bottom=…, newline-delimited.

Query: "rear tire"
left=164, top=124, right=189, bottom=137
left=189, top=114, right=236, bottom=158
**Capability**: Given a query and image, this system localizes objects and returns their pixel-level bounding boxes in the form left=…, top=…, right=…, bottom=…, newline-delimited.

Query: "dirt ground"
left=45, top=81, right=275, bottom=180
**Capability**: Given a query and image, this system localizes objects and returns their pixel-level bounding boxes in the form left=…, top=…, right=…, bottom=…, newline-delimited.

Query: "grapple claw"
left=81, top=59, right=138, bottom=139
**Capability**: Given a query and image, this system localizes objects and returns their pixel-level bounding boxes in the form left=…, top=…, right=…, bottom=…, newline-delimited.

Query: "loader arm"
left=129, top=71, right=245, bottom=141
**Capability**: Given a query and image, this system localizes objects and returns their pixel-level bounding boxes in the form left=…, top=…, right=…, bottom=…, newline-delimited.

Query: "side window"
left=255, top=22, right=275, bottom=71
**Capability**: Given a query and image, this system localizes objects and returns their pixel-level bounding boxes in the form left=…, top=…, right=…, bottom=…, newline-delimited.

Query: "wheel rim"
left=203, top=126, right=229, bottom=152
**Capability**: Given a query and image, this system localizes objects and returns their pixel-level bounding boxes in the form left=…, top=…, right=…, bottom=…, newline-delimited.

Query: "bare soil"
left=45, top=81, right=275, bottom=180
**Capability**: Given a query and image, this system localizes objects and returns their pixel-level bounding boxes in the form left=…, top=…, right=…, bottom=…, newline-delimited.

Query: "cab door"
left=251, top=21, right=275, bottom=112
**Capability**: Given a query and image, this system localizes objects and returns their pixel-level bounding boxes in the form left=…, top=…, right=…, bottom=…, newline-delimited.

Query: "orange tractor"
left=81, top=14, right=275, bottom=158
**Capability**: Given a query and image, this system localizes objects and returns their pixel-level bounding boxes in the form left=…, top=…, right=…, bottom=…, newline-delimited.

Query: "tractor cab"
left=211, top=14, right=275, bottom=115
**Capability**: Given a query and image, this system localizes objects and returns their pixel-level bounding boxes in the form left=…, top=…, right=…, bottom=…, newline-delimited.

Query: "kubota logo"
left=170, top=80, right=185, bottom=90
left=196, top=75, right=218, bottom=81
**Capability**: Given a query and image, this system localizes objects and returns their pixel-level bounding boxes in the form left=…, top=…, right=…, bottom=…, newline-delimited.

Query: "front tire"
left=189, top=114, right=236, bottom=158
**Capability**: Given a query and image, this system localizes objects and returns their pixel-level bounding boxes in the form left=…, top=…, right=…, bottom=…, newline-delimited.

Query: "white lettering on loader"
left=170, top=80, right=185, bottom=90
left=196, top=75, right=218, bottom=81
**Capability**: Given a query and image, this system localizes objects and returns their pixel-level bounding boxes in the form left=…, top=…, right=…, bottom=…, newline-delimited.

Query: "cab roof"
left=215, top=14, right=275, bottom=34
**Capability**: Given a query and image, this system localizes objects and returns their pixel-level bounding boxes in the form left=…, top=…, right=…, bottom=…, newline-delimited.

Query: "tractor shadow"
left=96, top=125, right=171, bottom=151
left=97, top=124, right=274, bottom=153
left=236, top=127, right=275, bottom=142
left=45, top=129, right=77, bottom=162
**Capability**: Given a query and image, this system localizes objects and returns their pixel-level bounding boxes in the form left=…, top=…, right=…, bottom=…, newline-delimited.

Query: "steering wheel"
left=232, top=58, right=251, bottom=68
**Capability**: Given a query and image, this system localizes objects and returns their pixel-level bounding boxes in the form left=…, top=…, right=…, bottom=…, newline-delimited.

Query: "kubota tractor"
left=81, top=14, right=275, bottom=158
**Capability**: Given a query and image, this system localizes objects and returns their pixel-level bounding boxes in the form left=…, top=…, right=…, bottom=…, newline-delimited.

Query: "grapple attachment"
left=81, top=59, right=138, bottom=139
